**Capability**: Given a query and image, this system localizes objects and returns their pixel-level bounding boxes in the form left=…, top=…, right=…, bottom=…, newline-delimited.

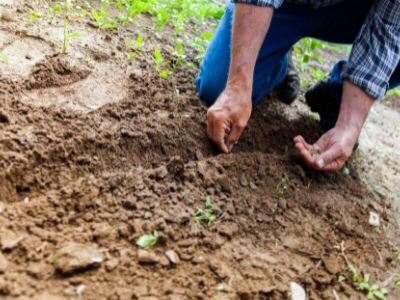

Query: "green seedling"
left=0, top=53, right=9, bottom=63
left=193, top=196, right=216, bottom=226
left=29, top=10, right=42, bottom=23
left=62, top=19, right=81, bottom=54
left=136, top=37, right=144, bottom=51
left=50, top=254, right=57, bottom=266
left=309, top=113, right=320, bottom=121
left=357, top=274, right=388, bottom=299
left=154, top=49, right=170, bottom=78
left=341, top=166, right=350, bottom=175
left=128, top=52, right=135, bottom=61
left=136, top=231, right=158, bottom=248
left=5, top=163, right=13, bottom=175
left=276, top=178, right=287, bottom=195
left=348, top=265, right=388, bottom=299
left=356, top=148, right=361, bottom=163
left=92, top=7, right=115, bottom=29
left=338, top=275, right=346, bottom=282
left=394, top=277, right=400, bottom=287
left=85, top=57, right=91, bottom=65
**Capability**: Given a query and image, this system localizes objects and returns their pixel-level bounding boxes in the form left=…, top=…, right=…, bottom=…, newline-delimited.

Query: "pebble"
left=239, top=174, right=248, bottom=187
left=55, top=243, right=103, bottom=274
left=158, top=256, right=170, bottom=267
left=0, top=230, right=24, bottom=250
left=76, top=284, right=86, bottom=297
left=153, top=166, right=168, bottom=179
left=195, top=150, right=204, bottom=161
left=369, top=212, right=380, bottom=227
left=137, top=249, right=159, bottom=264
left=105, top=258, right=119, bottom=272
left=165, top=250, right=180, bottom=264
left=290, top=282, right=306, bottom=300
left=0, top=110, right=10, bottom=123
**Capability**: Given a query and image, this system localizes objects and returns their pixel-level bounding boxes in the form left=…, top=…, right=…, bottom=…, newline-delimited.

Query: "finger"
left=226, top=123, right=245, bottom=152
left=212, top=120, right=229, bottom=153
left=314, top=145, right=344, bottom=171
left=294, top=135, right=312, bottom=151
left=297, top=147, right=316, bottom=168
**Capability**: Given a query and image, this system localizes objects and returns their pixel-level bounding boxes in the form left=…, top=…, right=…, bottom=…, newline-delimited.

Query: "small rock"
left=158, top=256, right=170, bottom=267
left=0, top=230, right=24, bottom=250
left=0, top=110, right=10, bottom=123
left=195, top=150, right=204, bottom=161
left=76, top=284, right=86, bottom=297
left=369, top=212, right=380, bottom=227
left=153, top=166, right=168, bottom=179
left=137, top=249, right=159, bottom=264
left=216, top=174, right=230, bottom=192
left=105, top=258, right=119, bottom=272
left=0, top=202, right=5, bottom=214
left=26, top=54, right=32, bottom=60
left=239, top=175, right=248, bottom=187
left=55, top=243, right=103, bottom=274
left=197, top=163, right=205, bottom=177
left=290, top=282, right=306, bottom=300
left=0, top=252, right=9, bottom=273
left=165, top=250, right=180, bottom=264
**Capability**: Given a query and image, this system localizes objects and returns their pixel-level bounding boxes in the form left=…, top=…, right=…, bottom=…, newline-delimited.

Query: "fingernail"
left=317, top=159, right=325, bottom=168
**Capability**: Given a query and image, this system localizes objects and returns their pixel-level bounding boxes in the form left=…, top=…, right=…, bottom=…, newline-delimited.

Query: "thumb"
left=226, top=123, right=245, bottom=152
left=314, top=145, right=342, bottom=171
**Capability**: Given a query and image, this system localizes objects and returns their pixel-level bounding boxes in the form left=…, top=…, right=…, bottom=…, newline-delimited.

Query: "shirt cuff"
left=231, top=0, right=283, bottom=9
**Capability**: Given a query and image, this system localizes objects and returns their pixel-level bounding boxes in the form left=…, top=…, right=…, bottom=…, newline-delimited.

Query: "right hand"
left=206, top=85, right=252, bottom=153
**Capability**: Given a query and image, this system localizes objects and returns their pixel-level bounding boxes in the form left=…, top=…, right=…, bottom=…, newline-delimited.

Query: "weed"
left=136, top=231, right=158, bottom=247
left=62, top=19, right=81, bottom=54
left=0, top=53, right=9, bottom=63
left=276, top=178, right=287, bottom=195
left=92, top=4, right=115, bottom=29
left=193, top=196, right=216, bottom=226
left=348, top=264, right=388, bottom=299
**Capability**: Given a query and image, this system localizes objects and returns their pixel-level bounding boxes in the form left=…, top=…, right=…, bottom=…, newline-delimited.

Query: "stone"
left=239, top=174, right=248, bottom=187
left=105, top=258, right=119, bottom=272
left=165, top=250, right=180, bottom=264
left=369, top=212, right=380, bottom=227
left=76, top=284, right=86, bottom=296
left=0, top=230, right=24, bottom=250
left=55, top=243, right=103, bottom=274
left=195, top=150, right=204, bottom=161
left=158, top=256, right=170, bottom=267
left=153, top=166, right=168, bottom=179
left=290, top=282, right=306, bottom=300
left=137, top=249, right=159, bottom=264
left=0, top=252, right=9, bottom=273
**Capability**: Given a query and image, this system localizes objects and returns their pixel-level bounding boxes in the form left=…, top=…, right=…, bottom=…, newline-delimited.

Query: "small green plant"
left=394, top=276, right=400, bottom=287
left=154, top=49, right=170, bottom=78
left=0, top=53, right=9, bottom=63
left=356, top=148, right=361, bottom=163
left=29, top=10, right=42, bottom=23
left=62, top=19, right=81, bottom=53
left=92, top=6, right=115, bottom=29
left=293, top=38, right=325, bottom=70
left=348, top=265, right=388, bottom=299
left=338, top=275, right=346, bottom=282
left=136, top=231, right=158, bottom=247
left=309, top=113, right=320, bottom=121
left=193, top=196, right=216, bottom=226
left=136, top=37, right=144, bottom=51
left=276, top=178, right=287, bottom=195
left=341, top=166, right=350, bottom=175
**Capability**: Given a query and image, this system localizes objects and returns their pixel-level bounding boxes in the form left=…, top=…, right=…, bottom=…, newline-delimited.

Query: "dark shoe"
left=305, top=73, right=339, bottom=132
left=275, top=50, right=300, bottom=105
left=305, top=74, right=359, bottom=150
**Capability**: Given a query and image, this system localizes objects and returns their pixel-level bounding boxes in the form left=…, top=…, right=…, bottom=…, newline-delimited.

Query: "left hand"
left=294, top=125, right=359, bottom=171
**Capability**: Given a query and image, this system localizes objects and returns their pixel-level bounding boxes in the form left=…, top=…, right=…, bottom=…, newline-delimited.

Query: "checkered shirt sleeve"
left=341, top=0, right=400, bottom=99
left=232, top=0, right=284, bottom=9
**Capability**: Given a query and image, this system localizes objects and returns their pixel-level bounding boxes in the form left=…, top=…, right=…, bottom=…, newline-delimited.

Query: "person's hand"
left=207, top=86, right=252, bottom=153
left=294, top=125, right=360, bottom=171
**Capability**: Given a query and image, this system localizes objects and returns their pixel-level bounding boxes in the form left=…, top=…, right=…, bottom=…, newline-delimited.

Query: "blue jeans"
left=195, top=0, right=400, bottom=106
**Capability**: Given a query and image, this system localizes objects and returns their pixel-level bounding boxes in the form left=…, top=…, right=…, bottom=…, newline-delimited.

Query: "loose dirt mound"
left=0, top=1, right=399, bottom=300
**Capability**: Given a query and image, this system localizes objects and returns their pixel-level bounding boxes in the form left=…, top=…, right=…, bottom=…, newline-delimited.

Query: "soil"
left=1, top=1, right=400, bottom=300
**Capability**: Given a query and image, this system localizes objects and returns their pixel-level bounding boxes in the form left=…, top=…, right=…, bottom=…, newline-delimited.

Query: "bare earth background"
left=0, top=1, right=400, bottom=300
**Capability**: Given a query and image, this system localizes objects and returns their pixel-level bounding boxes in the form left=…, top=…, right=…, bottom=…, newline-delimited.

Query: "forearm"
left=336, top=80, right=374, bottom=135
left=227, top=4, right=274, bottom=92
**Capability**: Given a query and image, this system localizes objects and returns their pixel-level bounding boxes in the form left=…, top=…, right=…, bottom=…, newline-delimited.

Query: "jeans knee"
left=195, top=72, right=225, bottom=106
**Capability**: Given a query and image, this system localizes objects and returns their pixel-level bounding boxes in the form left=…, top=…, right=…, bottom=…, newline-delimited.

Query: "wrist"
left=227, top=63, right=253, bottom=91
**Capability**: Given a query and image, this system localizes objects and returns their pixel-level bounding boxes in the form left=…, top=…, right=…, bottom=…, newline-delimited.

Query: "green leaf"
left=341, top=166, right=350, bottom=175
left=66, top=33, right=82, bottom=39
left=348, top=264, right=359, bottom=282
left=302, top=53, right=311, bottom=63
left=338, top=275, right=346, bottom=282
left=205, top=196, right=212, bottom=208
left=201, top=32, right=213, bottom=42
left=395, top=277, right=400, bottom=286
left=0, top=53, right=9, bottom=63
left=92, top=9, right=100, bottom=25
left=101, top=24, right=115, bottom=29
left=136, top=231, right=158, bottom=247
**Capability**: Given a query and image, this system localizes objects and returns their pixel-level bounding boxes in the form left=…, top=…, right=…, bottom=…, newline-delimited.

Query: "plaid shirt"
left=232, top=0, right=400, bottom=99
